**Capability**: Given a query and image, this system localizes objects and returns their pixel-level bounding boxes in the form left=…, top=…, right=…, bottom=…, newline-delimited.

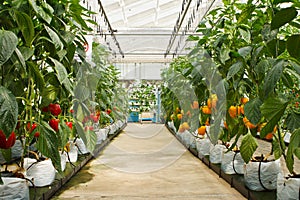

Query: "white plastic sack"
left=66, top=142, right=78, bottom=163
left=221, top=151, right=244, bottom=174
left=284, top=131, right=291, bottom=144
left=209, top=144, right=226, bottom=164
left=179, top=130, right=194, bottom=148
left=60, top=152, right=67, bottom=171
left=96, top=129, right=108, bottom=144
left=117, top=120, right=123, bottom=129
left=277, top=173, right=300, bottom=200
left=168, top=121, right=176, bottom=132
left=76, top=138, right=89, bottom=154
left=0, top=177, right=29, bottom=200
left=196, top=138, right=213, bottom=159
left=244, top=159, right=281, bottom=191
left=24, top=158, right=56, bottom=187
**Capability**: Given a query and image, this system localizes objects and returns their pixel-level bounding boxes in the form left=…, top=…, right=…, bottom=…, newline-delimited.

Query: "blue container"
left=128, top=112, right=139, bottom=122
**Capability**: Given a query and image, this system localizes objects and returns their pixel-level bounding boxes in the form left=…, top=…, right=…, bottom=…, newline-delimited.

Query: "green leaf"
left=220, top=45, right=231, bottom=64
left=50, top=58, right=74, bottom=96
left=227, top=61, right=243, bottom=80
left=0, top=149, right=12, bottom=163
left=260, top=96, right=288, bottom=138
left=14, top=48, right=26, bottom=70
left=44, top=25, right=63, bottom=50
left=0, top=86, right=18, bottom=137
left=272, top=139, right=283, bottom=160
left=14, top=11, right=34, bottom=46
left=286, top=111, right=300, bottom=132
left=287, top=34, right=300, bottom=59
left=263, top=60, right=284, bottom=97
left=36, top=121, right=61, bottom=172
left=19, top=47, right=34, bottom=61
left=0, top=30, right=18, bottom=66
left=74, top=84, right=90, bottom=101
left=244, top=98, right=262, bottom=125
left=237, top=5, right=256, bottom=24
left=271, top=7, right=297, bottom=30
left=74, top=120, right=96, bottom=153
left=41, top=85, right=59, bottom=107
left=239, top=28, right=251, bottom=43
left=238, top=46, right=252, bottom=58
left=281, top=71, right=294, bottom=89
left=27, top=62, right=45, bottom=93
left=240, top=130, right=258, bottom=163
left=29, top=0, right=53, bottom=24
left=273, top=0, right=295, bottom=4
left=286, top=128, right=300, bottom=173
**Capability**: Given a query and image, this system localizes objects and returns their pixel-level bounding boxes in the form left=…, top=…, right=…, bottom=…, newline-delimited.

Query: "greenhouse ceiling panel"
left=81, top=0, right=223, bottom=62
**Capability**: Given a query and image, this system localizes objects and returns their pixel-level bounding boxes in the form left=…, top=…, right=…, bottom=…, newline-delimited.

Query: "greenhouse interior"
left=0, top=0, right=300, bottom=199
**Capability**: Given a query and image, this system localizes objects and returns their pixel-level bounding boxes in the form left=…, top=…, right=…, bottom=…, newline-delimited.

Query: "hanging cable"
left=96, top=0, right=124, bottom=58
left=164, top=0, right=193, bottom=57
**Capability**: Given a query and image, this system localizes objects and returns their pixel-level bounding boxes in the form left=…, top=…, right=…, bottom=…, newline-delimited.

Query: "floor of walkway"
left=52, top=123, right=245, bottom=200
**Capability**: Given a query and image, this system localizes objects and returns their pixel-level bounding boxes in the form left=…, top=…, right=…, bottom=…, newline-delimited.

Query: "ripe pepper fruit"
left=65, top=121, right=73, bottom=130
left=26, top=123, right=38, bottom=133
left=0, top=130, right=16, bottom=149
left=49, top=103, right=62, bottom=116
left=49, top=118, right=60, bottom=132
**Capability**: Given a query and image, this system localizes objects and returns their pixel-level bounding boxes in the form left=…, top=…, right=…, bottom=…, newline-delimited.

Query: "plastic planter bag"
left=209, top=144, right=227, bottom=164
left=24, top=158, right=56, bottom=187
left=0, top=177, right=29, bottom=200
left=168, top=121, right=176, bottom=132
left=66, top=141, right=78, bottom=163
left=76, top=138, right=89, bottom=155
left=60, top=151, right=67, bottom=171
left=244, top=159, right=281, bottom=191
left=179, top=130, right=194, bottom=148
left=196, top=138, right=213, bottom=159
left=96, top=129, right=108, bottom=144
left=221, top=151, right=244, bottom=174
left=277, top=173, right=300, bottom=200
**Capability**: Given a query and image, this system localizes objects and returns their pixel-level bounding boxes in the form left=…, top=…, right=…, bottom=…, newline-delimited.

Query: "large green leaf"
left=286, top=128, right=300, bottom=173
left=263, top=60, right=284, bottom=97
left=36, top=121, right=61, bottom=172
left=239, top=28, right=251, bottom=43
left=45, top=25, right=63, bottom=50
left=14, top=11, right=34, bottom=46
left=238, top=46, right=252, bottom=58
left=237, top=4, right=256, bottom=24
left=50, top=58, right=74, bottom=96
left=260, top=96, right=288, bottom=138
left=227, top=61, right=243, bottom=80
left=271, top=7, right=297, bottom=30
left=74, top=120, right=96, bottom=154
left=272, top=138, right=284, bottom=160
left=219, top=45, right=230, bottom=64
left=74, top=84, right=90, bottom=101
left=244, top=98, right=262, bottom=125
left=27, top=62, right=45, bottom=93
left=0, top=30, right=18, bottom=66
left=240, top=130, right=258, bottom=163
left=29, top=0, right=53, bottom=24
left=287, top=34, right=300, bottom=59
left=0, top=86, right=18, bottom=137
left=285, top=111, right=300, bottom=132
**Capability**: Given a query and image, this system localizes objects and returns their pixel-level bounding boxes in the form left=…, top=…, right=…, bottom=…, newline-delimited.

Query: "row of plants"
left=0, top=0, right=127, bottom=189
left=162, top=0, right=300, bottom=197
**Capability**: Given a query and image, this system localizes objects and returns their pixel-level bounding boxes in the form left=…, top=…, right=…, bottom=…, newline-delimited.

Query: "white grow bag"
left=66, top=142, right=78, bottom=163
left=0, top=177, right=30, bottom=200
left=196, top=138, right=213, bottom=159
left=24, top=158, right=56, bottom=187
left=244, top=159, right=281, bottom=191
left=209, top=144, right=227, bottom=164
left=76, top=138, right=89, bottom=155
left=221, top=151, right=244, bottom=175
left=277, top=173, right=300, bottom=200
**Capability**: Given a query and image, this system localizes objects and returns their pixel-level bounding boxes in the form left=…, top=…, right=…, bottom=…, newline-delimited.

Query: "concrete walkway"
left=52, top=123, right=245, bottom=200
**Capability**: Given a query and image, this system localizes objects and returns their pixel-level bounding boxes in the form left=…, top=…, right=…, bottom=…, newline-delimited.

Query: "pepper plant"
left=189, top=0, right=300, bottom=174
left=0, top=0, right=97, bottom=182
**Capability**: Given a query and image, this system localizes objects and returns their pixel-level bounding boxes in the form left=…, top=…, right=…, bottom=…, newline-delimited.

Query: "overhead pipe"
left=164, top=0, right=193, bottom=57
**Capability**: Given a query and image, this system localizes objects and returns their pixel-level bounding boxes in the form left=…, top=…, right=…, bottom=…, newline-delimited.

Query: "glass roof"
left=82, top=0, right=223, bottom=63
